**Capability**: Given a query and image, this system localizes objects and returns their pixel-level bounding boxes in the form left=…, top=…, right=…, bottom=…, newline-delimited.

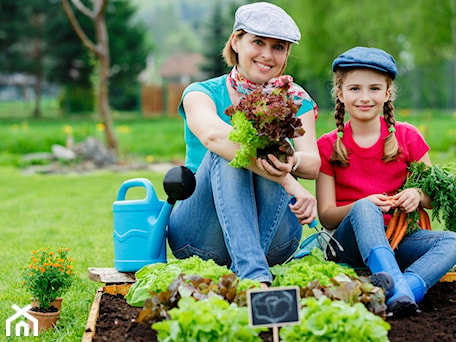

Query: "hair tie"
left=337, top=131, right=344, bottom=138
left=388, top=126, right=396, bottom=133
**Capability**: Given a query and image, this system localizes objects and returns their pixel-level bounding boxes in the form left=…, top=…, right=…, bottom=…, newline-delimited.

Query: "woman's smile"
left=254, top=61, right=273, bottom=71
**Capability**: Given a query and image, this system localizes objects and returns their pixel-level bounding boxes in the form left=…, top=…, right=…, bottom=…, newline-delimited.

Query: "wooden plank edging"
left=441, top=272, right=456, bottom=282
left=81, top=287, right=103, bottom=342
left=88, top=267, right=136, bottom=284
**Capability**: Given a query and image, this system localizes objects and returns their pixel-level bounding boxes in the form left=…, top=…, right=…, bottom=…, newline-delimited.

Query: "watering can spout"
left=148, top=166, right=196, bottom=261
left=148, top=200, right=173, bottom=257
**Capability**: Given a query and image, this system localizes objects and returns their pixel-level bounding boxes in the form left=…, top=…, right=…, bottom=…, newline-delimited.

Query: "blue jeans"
left=167, top=152, right=302, bottom=283
left=332, top=199, right=456, bottom=289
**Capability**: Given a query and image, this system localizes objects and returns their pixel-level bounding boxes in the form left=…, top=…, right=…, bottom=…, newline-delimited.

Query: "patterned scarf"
left=227, top=66, right=318, bottom=116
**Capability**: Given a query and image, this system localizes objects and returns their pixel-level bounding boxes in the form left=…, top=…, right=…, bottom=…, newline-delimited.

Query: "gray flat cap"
left=233, top=2, right=300, bottom=44
left=332, top=46, right=398, bottom=79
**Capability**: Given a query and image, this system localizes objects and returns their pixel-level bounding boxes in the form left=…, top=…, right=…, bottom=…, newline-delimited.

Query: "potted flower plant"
left=22, top=247, right=74, bottom=332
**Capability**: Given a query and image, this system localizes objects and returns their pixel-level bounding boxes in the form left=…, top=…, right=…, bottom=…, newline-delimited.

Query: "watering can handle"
left=116, top=178, right=158, bottom=202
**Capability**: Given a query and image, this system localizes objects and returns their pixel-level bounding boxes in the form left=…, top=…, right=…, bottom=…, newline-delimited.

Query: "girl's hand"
left=256, top=154, right=292, bottom=177
left=288, top=189, right=317, bottom=225
left=391, top=188, right=421, bottom=213
left=366, top=194, right=395, bottom=213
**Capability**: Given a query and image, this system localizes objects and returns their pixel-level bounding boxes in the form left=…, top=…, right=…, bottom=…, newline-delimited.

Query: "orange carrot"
left=418, top=207, right=426, bottom=229
left=385, top=210, right=400, bottom=240
left=392, top=211, right=406, bottom=240
left=390, top=213, right=408, bottom=250
left=420, top=207, right=432, bottom=230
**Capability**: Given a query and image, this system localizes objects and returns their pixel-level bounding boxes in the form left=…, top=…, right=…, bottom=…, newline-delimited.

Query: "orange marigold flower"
left=39, top=267, right=45, bottom=273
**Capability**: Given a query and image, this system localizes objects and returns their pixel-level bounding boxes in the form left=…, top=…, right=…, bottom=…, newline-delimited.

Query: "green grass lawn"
left=0, top=109, right=455, bottom=340
left=0, top=166, right=167, bottom=341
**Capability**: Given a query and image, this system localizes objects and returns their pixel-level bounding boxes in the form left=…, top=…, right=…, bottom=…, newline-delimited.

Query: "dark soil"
left=92, top=281, right=456, bottom=342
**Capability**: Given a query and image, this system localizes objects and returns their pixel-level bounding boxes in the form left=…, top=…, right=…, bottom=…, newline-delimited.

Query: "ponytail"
left=382, top=99, right=400, bottom=162
left=330, top=98, right=349, bottom=166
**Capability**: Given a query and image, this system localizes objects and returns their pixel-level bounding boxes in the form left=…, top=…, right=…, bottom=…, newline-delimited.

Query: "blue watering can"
left=112, top=166, right=196, bottom=272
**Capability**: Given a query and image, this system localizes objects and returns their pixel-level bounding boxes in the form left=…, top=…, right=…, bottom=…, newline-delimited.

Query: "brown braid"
left=382, top=99, right=400, bottom=162
left=330, top=98, right=349, bottom=166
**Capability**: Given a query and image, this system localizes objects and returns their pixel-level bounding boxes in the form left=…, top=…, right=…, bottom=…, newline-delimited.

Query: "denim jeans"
left=168, top=151, right=302, bottom=283
left=332, top=199, right=456, bottom=289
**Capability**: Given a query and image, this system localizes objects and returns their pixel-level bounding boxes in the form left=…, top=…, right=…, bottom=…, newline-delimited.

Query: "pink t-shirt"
left=318, top=117, right=430, bottom=208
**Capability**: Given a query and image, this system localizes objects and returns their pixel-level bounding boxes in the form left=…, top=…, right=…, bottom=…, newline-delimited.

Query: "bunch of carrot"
left=385, top=207, right=431, bottom=250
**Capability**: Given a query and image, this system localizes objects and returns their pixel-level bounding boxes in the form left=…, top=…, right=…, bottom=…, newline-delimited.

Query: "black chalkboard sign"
left=247, top=286, right=300, bottom=328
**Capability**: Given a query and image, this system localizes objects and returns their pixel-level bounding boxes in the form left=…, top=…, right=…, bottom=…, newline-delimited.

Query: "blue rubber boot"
left=368, top=246, right=418, bottom=317
left=404, top=271, right=427, bottom=304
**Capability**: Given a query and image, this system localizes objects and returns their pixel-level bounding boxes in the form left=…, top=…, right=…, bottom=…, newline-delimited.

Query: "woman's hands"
left=256, top=153, right=317, bottom=225
left=288, top=188, right=318, bottom=225
left=256, top=153, right=293, bottom=176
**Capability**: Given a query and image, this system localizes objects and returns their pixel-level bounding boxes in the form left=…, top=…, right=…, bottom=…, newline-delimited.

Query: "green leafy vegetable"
left=270, top=252, right=358, bottom=288
left=280, top=296, right=390, bottom=342
left=125, top=256, right=261, bottom=307
left=136, top=273, right=251, bottom=325
left=225, top=81, right=305, bottom=168
left=402, top=162, right=456, bottom=232
left=270, top=251, right=387, bottom=317
left=125, top=256, right=232, bottom=306
left=152, top=296, right=267, bottom=342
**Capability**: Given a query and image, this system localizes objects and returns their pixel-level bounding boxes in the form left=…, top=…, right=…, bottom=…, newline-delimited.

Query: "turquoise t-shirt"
left=178, top=74, right=315, bottom=173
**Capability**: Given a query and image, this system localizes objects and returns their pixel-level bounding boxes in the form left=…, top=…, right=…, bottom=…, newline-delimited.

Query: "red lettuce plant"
left=225, top=79, right=305, bottom=168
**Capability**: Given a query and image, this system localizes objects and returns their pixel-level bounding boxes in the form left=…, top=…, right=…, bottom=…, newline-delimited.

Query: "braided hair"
left=330, top=68, right=400, bottom=166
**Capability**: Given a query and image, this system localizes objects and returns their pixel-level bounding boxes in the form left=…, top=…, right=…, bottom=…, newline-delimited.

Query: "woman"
left=167, top=2, right=320, bottom=285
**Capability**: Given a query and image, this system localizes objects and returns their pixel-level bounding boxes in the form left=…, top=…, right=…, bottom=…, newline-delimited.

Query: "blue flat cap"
left=332, top=46, right=397, bottom=79
left=233, top=2, right=300, bottom=44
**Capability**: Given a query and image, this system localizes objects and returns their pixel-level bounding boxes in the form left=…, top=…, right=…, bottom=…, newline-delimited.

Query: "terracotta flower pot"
left=31, top=297, right=63, bottom=311
left=27, top=309, right=60, bottom=333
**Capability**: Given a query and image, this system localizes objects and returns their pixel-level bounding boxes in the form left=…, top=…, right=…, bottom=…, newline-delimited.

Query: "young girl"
left=167, top=2, right=320, bottom=285
left=316, top=46, right=456, bottom=317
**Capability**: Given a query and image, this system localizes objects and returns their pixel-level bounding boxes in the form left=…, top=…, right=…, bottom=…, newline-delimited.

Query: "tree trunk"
left=61, top=0, right=118, bottom=155
left=95, top=11, right=117, bottom=153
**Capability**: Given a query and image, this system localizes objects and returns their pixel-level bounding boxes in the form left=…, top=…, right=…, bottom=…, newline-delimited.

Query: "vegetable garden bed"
left=83, top=271, right=456, bottom=342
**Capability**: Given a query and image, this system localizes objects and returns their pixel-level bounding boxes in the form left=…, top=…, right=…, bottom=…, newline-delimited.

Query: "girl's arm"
left=315, top=172, right=354, bottom=230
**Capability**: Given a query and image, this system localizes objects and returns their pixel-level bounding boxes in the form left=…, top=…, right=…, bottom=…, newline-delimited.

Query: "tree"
left=61, top=0, right=118, bottom=154
left=200, top=0, right=231, bottom=78
left=277, top=0, right=456, bottom=109
left=0, top=0, right=60, bottom=118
